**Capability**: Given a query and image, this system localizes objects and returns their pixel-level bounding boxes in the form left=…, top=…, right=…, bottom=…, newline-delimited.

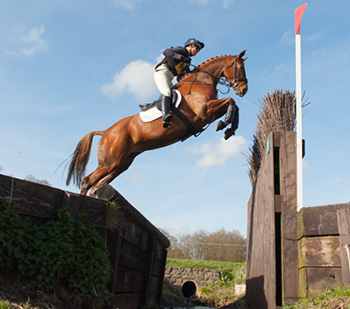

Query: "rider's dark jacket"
left=155, top=46, right=191, bottom=76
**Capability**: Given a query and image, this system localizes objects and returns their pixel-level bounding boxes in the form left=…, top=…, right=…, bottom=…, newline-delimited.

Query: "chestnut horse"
left=66, top=50, right=248, bottom=196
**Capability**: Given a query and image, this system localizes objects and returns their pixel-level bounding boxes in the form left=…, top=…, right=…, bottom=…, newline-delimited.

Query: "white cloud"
left=189, top=135, right=248, bottom=167
left=188, top=0, right=234, bottom=7
left=307, top=31, right=321, bottom=42
left=334, top=177, right=344, bottom=184
left=101, top=59, right=158, bottom=101
left=123, top=171, right=145, bottom=181
left=222, top=0, right=235, bottom=8
left=7, top=26, right=48, bottom=57
left=280, top=30, right=294, bottom=46
left=189, top=0, right=209, bottom=4
left=111, top=0, right=143, bottom=10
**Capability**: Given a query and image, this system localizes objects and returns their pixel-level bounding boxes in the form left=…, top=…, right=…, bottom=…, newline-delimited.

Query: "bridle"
left=175, top=56, right=247, bottom=94
left=221, top=56, right=248, bottom=90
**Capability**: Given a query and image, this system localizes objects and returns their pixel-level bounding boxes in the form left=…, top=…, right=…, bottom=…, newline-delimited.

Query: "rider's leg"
left=154, top=65, right=174, bottom=128
left=161, top=95, right=172, bottom=128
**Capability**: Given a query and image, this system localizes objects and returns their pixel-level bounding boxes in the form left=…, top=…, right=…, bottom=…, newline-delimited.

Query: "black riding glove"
left=180, top=56, right=191, bottom=64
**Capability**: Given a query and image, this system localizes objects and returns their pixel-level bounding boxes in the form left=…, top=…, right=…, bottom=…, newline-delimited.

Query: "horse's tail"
left=66, top=130, right=104, bottom=187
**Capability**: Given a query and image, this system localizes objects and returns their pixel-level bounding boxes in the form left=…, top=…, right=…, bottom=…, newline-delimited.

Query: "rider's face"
left=191, top=45, right=199, bottom=56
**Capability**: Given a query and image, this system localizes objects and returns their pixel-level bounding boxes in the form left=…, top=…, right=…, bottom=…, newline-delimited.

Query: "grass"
left=166, top=258, right=246, bottom=274
left=284, top=286, right=350, bottom=308
left=0, top=299, right=34, bottom=309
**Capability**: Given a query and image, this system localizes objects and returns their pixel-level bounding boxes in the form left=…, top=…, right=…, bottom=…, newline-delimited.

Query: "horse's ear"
left=239, top=50, right=246, bottom=59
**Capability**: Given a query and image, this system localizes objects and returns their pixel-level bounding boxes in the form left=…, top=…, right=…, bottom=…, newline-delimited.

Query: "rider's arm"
left=163, top=46, right=187, bottom=60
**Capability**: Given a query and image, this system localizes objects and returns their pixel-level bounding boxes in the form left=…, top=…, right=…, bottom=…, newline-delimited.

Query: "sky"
left=1, top=0, right=350, bottom=238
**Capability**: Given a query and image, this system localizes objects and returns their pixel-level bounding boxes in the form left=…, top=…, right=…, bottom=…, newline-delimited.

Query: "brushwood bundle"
left=248, top=90, right=296, bottom=186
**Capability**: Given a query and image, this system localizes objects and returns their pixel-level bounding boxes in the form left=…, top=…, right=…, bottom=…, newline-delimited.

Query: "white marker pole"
left=295, top=3, right=307, bottom=212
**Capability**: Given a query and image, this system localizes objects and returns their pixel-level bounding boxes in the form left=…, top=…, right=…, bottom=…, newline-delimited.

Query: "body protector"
left=155, top=46, right=191, bottom=76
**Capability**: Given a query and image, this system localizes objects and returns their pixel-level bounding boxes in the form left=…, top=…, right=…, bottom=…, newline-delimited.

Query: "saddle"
left=139, top=90, right=180, bottom=112
left=139, top=90, right=182, bottom=123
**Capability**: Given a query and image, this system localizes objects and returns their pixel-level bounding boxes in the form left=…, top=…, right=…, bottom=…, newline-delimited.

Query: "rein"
left=175, top=56, right=247, bottom=93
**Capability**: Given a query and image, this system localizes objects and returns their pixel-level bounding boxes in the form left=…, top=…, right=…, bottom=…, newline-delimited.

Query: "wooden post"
left=246, top=131, right=298, bottom=308
left=337, top=208, right=350, bottom=287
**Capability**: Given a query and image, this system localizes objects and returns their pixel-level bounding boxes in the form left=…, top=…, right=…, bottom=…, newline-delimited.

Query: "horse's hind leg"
left=80, top=166, right=114, bottom=196
left=87, top=154, right=139, bottom=197
left=89, top=172, right=118, bottom=197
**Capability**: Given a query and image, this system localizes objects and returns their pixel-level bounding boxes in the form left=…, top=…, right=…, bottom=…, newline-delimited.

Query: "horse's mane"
left=178, top=55, right=233, bottom=82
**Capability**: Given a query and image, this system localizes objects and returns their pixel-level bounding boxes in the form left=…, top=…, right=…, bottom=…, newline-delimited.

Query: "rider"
left=154, top=38, right=205, bottom=128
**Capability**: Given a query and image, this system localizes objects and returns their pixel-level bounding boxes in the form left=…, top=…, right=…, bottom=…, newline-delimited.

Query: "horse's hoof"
left=224, top=128, right=235, bottom=140
left=216, top=120, right=225, bottom=131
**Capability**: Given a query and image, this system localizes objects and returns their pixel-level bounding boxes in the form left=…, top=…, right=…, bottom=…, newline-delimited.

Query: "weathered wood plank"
left=299, top=204, right=350, bottom=238
left=0, top=174, right=109, bottom=227
left=0, top=174, right=63, bottom=219
left=119, top=240, right=147, bottom=272
left=337, top=208, right=350, bottom=287
left=298, top=236, right=340, bottom=267
left=96, top=184, right=170, bottom=249
left=298, top=268, right=308, bottom=299
left=122, top=221, right=149, bottom=251
left=63, top=191, right=108, bottom=227
left=246, top=131, right=276, bottom=309
left=114, top=267, right=144, bottom=293
left=280, top=131, right=298, bottom=301
left=298, top=267, right=342, bottom=298
left=147, top=276, right=161, bottom=294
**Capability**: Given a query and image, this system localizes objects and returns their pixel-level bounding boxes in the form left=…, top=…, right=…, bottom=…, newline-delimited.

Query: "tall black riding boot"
left=161, top=95, right=172, bottom=128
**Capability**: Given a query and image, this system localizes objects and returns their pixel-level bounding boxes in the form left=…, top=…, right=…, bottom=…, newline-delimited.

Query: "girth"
left=170, top=106, right=204, bottom=142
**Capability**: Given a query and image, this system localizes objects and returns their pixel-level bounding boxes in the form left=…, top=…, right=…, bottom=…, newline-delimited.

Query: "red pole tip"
left=295, top=3, right=307, bottom=35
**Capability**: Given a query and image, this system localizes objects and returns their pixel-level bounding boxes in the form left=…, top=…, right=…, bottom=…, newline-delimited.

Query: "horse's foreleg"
left=206, top=97, right=235, bottom=117
left=222, top=105, right=239, bottom=140
left=206, top=97, right=239, bottom=139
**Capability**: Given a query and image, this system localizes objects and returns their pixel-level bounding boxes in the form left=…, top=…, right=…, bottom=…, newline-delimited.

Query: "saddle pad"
left=139, top=89, right=182, bottom=123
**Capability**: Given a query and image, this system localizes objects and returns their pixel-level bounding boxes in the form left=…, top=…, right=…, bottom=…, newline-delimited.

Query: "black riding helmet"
left=184, top=38, right=205, bottom=51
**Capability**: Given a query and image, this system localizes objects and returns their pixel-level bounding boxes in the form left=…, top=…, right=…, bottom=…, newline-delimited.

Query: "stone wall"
left=164, top=266, right=220, bottom=290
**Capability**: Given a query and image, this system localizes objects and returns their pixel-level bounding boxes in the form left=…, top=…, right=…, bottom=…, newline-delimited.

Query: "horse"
left=66, top=50, right=248, bottom=196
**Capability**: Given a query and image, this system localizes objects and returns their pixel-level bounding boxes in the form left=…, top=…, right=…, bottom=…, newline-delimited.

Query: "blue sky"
left=1, top=0, right=350, bottom=238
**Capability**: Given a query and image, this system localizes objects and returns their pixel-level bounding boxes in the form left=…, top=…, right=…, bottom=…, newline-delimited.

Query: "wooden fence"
left=246, top=131, right=350, bottom=308
left=0, top=174, right=169, bottom=309
left=298, top=203, right=350, bottom=298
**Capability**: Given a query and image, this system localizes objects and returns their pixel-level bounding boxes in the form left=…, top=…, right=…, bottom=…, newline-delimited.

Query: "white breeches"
left=154, top=64, right=174, bottom=97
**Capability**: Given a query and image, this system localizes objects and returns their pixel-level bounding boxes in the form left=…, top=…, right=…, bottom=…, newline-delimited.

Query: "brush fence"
left=0, top=174, right=169, bottom=309
left=246, top=131, right=350, bottom=309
